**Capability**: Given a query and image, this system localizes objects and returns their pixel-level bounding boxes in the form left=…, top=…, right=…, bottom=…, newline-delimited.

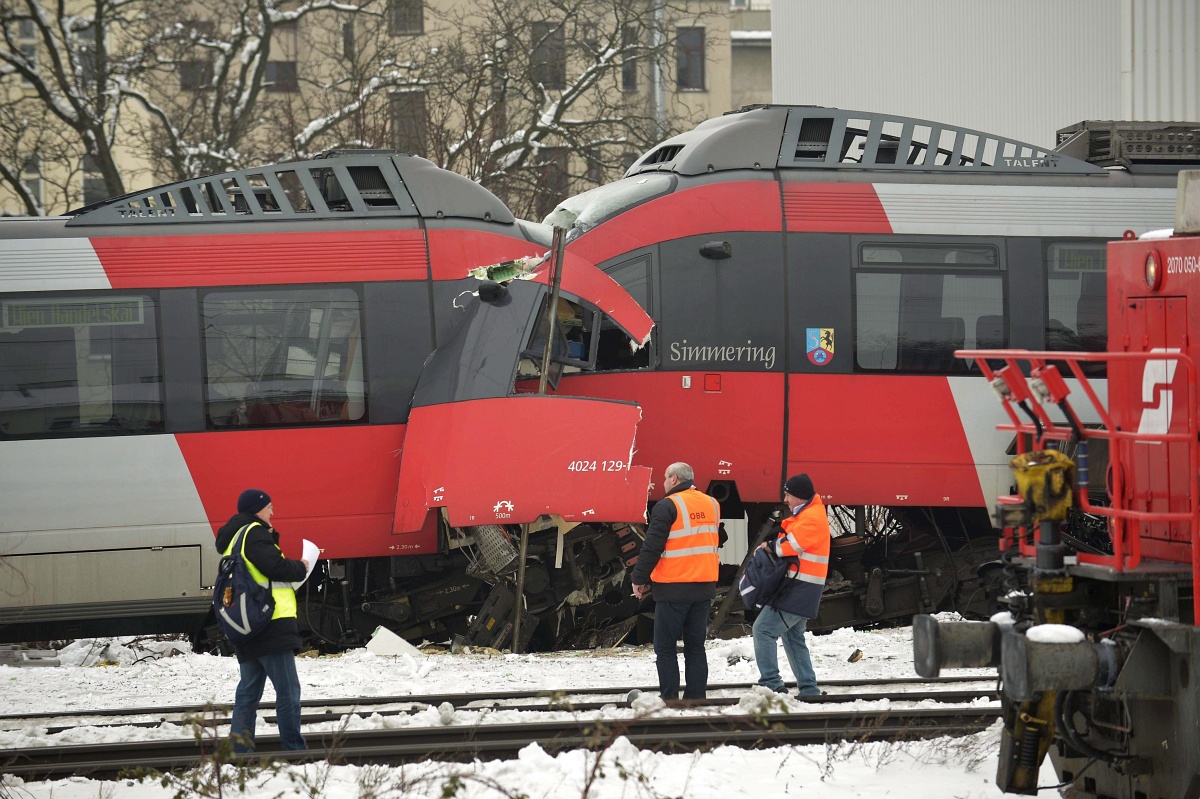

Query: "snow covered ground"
left=1, top=621, right=1059, bottom=798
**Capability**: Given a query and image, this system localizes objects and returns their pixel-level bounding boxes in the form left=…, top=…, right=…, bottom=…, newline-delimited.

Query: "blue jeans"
left=753, top=605, right=819, bottom=695
left=230, top=650, right=306, bottom=752
left=653, top=599, right=711, bottom=700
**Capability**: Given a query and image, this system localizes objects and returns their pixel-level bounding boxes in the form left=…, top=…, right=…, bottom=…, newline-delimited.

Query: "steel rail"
left=0, top=674, right=994, bottom=723
left=22, top=687, right=1000, bottom=735
left=3, top=706, right=1001, bottom=780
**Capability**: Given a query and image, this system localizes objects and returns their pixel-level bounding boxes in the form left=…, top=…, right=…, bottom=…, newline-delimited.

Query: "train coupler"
left=996, top=693, right=1056, bottom=795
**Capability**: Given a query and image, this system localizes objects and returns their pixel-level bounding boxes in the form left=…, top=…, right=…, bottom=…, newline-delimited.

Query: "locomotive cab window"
left=854, top=241, right=1004, bottom=372
left=0, top=293, right=164, bottom=438
left=203, top=287, right=366, bottom=428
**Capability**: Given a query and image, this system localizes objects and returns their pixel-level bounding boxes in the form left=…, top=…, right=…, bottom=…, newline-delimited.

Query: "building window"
left=621, top=26, right=638, bottom=92
left=531, top=21, right=565, bottom=91
left=265, top=60, right=298, bottom=92
left=179, top=59, right=214, bottom=91
left=534, top=147, right=569, bottom=220
left=343, top=22, right=356, bottom=61
left=21, top=157, right=42, bottom=210
left=676, top=26, right=705, bottom=90
left=17, top=20, right=36, bottom=86
left=202, top=287, right=367, bottom=428
left=82, top=155, right=108, bottom=206
left=388, top=0, right=423, bottom=35
left=0, top=293, right=164, bottom=438
left=75, top=24, right=98, bottom=85
left=389, top=91, right=428, bottom=156
left=854, top=242, right=1003, bottom=373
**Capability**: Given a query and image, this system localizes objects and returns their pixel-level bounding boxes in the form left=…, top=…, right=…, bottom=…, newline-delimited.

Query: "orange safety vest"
left=651, top=488, right=721, bottom=583
left=776, top=494, right=831, bottom=587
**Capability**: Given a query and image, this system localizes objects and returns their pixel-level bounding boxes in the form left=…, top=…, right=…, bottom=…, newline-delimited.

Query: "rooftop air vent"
left=642, top=145, right=684, bottom=166
left=1056, top=121, right=1200, bottom=173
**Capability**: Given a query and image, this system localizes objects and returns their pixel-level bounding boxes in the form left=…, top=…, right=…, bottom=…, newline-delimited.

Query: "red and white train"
left=2, top=109, right=1198, bottom=649
left=545, top=107, right=1200, bottom=629
left=0, top=152, right=654, bottom=650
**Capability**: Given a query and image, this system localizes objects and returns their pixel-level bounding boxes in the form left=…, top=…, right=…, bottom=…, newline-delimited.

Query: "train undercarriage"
left=189, top=502, right=1010, bottom=655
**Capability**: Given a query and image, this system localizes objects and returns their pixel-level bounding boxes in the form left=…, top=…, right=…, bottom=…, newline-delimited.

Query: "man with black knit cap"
left=215, top=488, right=310, bottom=752
left=752, top=473, right=831, bottom=697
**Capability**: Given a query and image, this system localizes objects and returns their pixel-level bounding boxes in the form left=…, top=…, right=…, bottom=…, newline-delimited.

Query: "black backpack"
left=213, top=524, right=276, bottom=644
left=738, top=546, right=793, bottom=610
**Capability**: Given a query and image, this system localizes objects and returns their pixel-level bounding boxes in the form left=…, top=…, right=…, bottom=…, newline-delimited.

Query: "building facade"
left=1, top=0, right=733, bottom=217
left=772, top=0, right=1199, bottom=148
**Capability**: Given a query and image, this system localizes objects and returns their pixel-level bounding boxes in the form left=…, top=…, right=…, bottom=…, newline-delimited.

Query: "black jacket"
left=215, top=513, right=307, bottom=662
left=631, top=480, right=718, bottom=603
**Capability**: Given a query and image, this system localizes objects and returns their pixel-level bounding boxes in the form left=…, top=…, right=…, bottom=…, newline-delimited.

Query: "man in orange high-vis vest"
left=632, top=462, right=721, bottom=702
left=753, top=473, right=830, bottom=697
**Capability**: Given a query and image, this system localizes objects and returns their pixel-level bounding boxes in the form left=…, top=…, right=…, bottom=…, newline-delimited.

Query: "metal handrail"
left=956, top=348, right=1199, bottom=623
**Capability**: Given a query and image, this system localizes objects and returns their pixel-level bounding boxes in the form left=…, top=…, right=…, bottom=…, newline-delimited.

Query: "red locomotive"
left=915, top=169, right=1200, bottom=798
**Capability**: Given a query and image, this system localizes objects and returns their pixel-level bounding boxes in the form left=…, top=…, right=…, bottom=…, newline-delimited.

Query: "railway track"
left=3, top=703, right=1001, bottom=780
left=1, top=675, right=996, bottom=734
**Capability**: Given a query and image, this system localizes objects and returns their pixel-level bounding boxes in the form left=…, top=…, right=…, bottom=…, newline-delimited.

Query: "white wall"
left=773, top=0, right=1198, bottom=149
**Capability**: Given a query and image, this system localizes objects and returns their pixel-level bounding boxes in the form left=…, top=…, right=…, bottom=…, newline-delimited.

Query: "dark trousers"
left=652, top=598, right=711, bottom=700
left=230, top=649, right=306, bottom=752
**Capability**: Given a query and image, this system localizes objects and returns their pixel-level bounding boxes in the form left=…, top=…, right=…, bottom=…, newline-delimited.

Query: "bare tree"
left=0, top=0, right=157, bottom=203
left=2, top=0, right=721, bottom=215
left=0, top=98, right=82, bottom=214
left=400, top=0, right=712, bottom=218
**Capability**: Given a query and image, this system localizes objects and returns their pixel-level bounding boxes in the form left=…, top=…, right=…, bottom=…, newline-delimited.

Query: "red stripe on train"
left=426, top=229, right=544, bottom=281
left=92, top=230, right=429, bottom=288
left=569, top=181, right=783, bottom=266
left=782, top=183, right=892, bottom=233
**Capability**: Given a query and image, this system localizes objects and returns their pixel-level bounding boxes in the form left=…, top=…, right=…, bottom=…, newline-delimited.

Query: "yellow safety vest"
left=222, top=522, right=298, bottom=620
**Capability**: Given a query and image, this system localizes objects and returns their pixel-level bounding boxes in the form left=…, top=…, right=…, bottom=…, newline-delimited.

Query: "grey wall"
left=773, top=0, right=1199, bottom=148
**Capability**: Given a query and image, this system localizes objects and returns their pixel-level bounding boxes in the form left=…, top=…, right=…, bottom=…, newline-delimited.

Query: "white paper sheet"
left=290, top=539, right=319, bottom=589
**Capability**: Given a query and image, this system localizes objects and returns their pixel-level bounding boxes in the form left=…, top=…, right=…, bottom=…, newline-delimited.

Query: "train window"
left=0, top=293, right=164, bottom=438
left=518, top=297, right=591, bottom=389
left=202, top=287, right=366, bottom=428
left=861, top=243, right=998, bottom=268
left=606, top=255, right=652, bottom=313
left=855, top=242, right=1004, bottom=372
left=1046, top=242, right=1107, bottom=352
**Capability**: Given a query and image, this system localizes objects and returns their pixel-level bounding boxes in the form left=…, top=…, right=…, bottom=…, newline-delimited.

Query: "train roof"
left=626, top=106, right=1200, bottom=181
left=63, top=151, right=515, bottom=228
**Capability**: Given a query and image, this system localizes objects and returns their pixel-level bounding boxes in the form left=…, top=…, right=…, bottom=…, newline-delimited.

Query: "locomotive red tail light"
left=1145, top=248, right=1164, bottom=290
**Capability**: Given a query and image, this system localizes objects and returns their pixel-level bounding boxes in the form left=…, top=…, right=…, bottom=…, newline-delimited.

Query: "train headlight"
left=1145, top=248, right=1164, bottom=290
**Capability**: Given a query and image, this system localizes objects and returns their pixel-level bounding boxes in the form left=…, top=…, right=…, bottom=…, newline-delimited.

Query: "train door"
left=647, top=231, right=786, bottom=506
left=1116, top=294, right=1190, bottom=561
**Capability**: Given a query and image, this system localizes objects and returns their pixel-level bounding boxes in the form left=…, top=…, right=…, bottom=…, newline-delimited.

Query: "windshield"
left=545, top=174, right=674, bottom=240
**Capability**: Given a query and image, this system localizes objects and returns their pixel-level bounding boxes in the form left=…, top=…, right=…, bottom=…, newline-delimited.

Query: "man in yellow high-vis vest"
left=215, top=488, right=310, bottom=752
left=632, top=462, right=721, bottom=702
